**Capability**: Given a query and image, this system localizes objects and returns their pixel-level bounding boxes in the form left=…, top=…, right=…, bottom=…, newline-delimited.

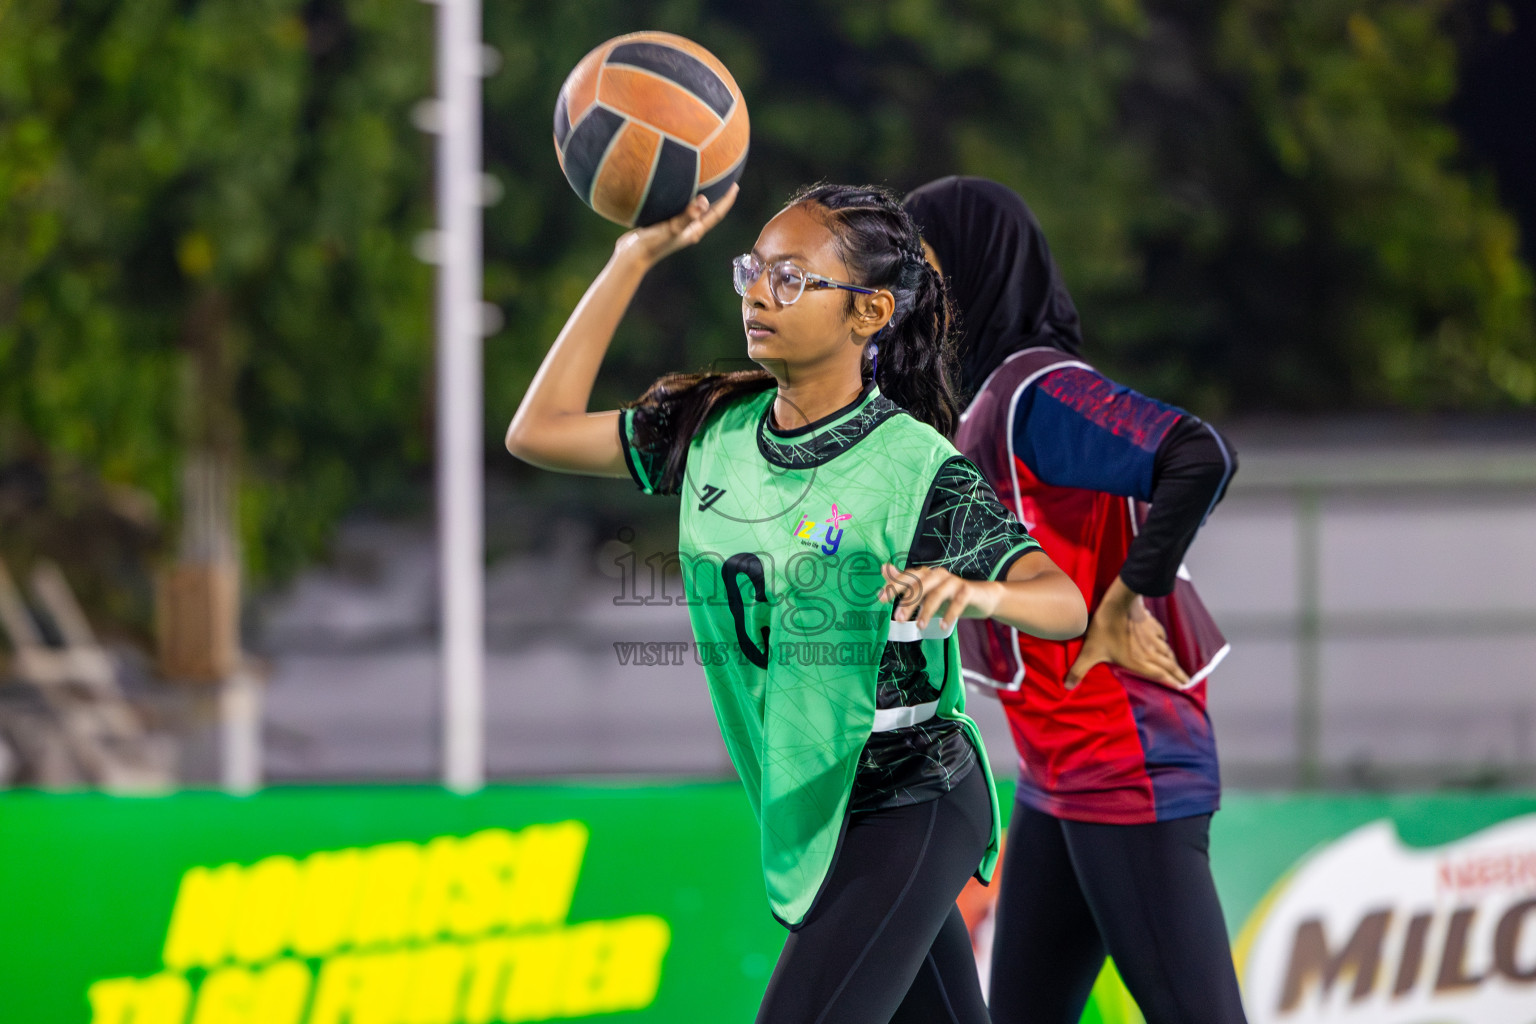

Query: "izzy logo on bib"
left=791, top=503, right=852, bottom=556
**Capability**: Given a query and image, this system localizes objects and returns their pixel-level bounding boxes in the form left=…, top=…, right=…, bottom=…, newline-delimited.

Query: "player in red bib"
left=905, top=177, right=1249, bottom=1024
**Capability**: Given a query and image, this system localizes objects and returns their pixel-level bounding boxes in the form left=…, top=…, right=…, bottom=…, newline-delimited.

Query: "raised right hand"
left=615, top=184, right=739, bottom=266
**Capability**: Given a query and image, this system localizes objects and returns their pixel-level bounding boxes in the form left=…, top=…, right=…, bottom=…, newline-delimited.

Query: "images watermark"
left=603, top=534, right=932, bottom=669
left=608, top=376, right=938, bottom=667
left=610, top=541, right=926, bottom=614
left=612, top=640, right=886, bottom=668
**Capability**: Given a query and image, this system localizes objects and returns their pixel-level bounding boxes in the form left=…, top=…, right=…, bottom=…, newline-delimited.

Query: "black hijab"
left=903, top=176, right=1083, bottom=399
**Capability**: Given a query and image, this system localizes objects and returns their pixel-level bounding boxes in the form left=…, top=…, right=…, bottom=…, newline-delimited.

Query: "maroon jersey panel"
left=956, top=348, right=1227, bottom=824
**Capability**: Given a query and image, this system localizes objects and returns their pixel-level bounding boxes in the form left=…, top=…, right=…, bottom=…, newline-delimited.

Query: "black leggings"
left=756, top=765, right=993, bottom=1024
left=988, top=800, right=1249, bottom=1024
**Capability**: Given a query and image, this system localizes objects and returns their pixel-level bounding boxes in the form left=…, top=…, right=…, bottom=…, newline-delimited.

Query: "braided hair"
left=626, top=184, right=961, bottom=492
left=788, top=183, right=961, bottom=437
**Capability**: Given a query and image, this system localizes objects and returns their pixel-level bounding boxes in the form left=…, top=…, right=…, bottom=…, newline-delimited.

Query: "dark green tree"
left=1108, top=0, right=1536, bottom=410
left=2, top=0, right=1530, bottom=637
left=0, top=0, right=432, bottom=630
left=483, top=0, right=1533, bottom=424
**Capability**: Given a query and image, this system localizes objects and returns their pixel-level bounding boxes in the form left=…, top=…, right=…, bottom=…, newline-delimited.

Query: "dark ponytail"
left=789, top=183, right=961, bottom=437
left=624, top=183, right=960, bottom=493
left=626, top=367, right=775, bottom=492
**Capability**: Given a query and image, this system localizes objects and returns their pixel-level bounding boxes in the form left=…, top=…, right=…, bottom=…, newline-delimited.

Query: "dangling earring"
left=868, top=330, right=880, bottom=383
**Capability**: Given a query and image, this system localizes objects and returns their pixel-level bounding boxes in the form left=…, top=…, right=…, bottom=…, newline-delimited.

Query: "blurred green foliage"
left=0, top=0, right=432, bottom=616
left=0, top=0, right=1531, bottom=626
left=486, top=0, right=1534, bottom=425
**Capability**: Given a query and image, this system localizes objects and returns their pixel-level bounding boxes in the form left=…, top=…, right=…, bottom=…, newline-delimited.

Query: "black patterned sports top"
left=621, top=381, right=1041, bottom=810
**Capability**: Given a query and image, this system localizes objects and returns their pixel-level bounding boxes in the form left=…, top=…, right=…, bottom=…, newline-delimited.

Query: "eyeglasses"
left=732, top=253, right=877, bottom=306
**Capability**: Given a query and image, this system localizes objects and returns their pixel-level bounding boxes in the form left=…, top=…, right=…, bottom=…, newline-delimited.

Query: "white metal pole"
left=220, top=662, right=263, bottom=795
left=435, top=0, right=484, bottom=791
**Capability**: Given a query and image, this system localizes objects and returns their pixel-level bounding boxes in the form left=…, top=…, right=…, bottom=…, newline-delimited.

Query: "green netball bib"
left=666, top=386, right=1000, bottom=926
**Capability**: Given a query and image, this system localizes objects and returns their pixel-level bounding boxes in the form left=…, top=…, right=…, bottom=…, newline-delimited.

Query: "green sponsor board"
left=0, top=784, right=783, bottom=1024
left=1087, top=792, right=1536, bottom=1024
left=2, top=786, right=1534, bottom=1024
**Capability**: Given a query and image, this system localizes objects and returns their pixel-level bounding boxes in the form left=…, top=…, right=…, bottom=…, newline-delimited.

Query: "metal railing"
left=1216, top=438, right=1536, bottom=789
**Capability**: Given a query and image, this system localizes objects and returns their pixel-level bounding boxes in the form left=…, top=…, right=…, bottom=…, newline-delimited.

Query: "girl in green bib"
left=507, top=182, right=1087, bottom=1024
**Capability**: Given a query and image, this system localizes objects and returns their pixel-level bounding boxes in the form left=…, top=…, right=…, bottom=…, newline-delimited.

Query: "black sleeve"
left=908, top=457, right=1042, bottom=580
left=1119, top=415, right=1238, bottom=596
left=618, top=393, right=687, bottom=496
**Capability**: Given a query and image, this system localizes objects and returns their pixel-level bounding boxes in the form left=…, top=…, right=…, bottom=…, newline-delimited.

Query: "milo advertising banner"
left=1036, top=793, right=1536, bottom=1024
left=2, top=786, right=1534, bottom=1023
left=1229, top=800, right=1536, bottom=1024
